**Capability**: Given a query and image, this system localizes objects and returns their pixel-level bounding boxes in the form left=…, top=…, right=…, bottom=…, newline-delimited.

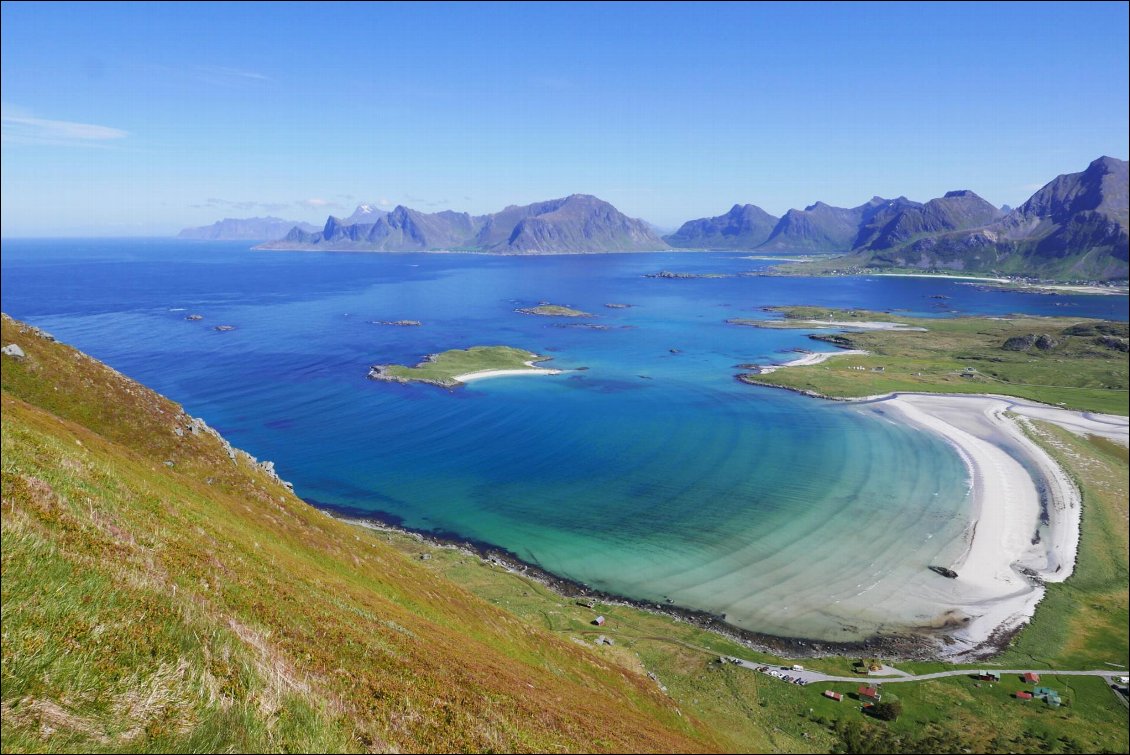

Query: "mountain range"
left=664, top=156, right=1128, bottom=280
left=177, top=216, right=320, bottom=241
left=179, top=157, right=1129, bottom=280
left=256, top=194, right=665, bottom=254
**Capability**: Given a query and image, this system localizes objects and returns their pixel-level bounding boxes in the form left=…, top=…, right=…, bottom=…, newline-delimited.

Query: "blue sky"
left=2, top=1, right=1127, bottom=236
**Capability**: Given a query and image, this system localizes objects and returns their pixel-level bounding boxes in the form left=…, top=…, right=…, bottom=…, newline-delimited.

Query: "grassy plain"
left=734, top=307, right=1128, bottom=415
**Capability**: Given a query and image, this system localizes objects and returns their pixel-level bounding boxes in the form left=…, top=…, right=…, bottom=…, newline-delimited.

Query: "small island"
left=516, top=304, right=593, bottom=317
left=368, top=346, right=561, bottom=388
left=645, top=270, right=734, bottom=279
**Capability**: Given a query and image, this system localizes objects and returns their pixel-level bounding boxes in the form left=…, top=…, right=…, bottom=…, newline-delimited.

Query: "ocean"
left=3, top=238, right=1126, bottom=641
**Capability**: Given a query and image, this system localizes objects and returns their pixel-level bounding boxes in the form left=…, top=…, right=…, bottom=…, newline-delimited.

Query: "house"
left=592, top=615, right=605, bottom=626
left=858, top=686, right=881, bottom=703
left=1023, top=672, right=1040, bottom=684
left=1015, top=691, right=1033, bottom=700
left=1033, top=687, right=1062, bottom=707
left=977, top=671, right=1001, bottom=682
left=823, top=690, right=843, bottom=702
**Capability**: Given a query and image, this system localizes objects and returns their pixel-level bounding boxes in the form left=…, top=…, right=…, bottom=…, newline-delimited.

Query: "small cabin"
left=592, top=615, right=605, bottom=626
left=858, top=685, right=881, bottom=703
left=1023, top=672, right=1040, bottom=684
left=823, top=690, right=843, bottom=702
left=977, top=671, right=1001, bottom=682
left=1015, top=691, right=1033, bottom=700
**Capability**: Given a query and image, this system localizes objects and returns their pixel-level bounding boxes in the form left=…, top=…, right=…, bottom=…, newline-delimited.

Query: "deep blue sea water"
left=3, top=239, right=1126, bottom=640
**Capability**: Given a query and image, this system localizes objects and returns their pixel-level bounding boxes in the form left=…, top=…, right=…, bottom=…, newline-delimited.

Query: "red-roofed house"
left=1016, top=691, right=1033, bottom=700
left=1023, top=672, right=1040, bottom=684
left=858, top=686, right=882, bottom=703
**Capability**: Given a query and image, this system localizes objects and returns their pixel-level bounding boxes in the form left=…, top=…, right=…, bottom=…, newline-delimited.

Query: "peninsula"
left=367, top=346, right=561, bottom=387
left=733, top=306, right=1128, bottom=414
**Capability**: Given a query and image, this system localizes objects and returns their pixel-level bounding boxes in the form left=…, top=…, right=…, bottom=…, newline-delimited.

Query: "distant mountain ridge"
left=665, top=157, right=1128, bottom=280
left=855, top=157, right=1128, bottom=280
left=259, top=194, right=668, bottom=254
left=664, top=204, right=779, bottom=249
left=177, top=216, right=319, bottom=241
left=181, top=157, right=1128, bottom=278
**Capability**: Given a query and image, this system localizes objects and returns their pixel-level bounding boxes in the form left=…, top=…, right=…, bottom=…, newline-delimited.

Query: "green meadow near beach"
left=736, top=307, right=1129, bottom=415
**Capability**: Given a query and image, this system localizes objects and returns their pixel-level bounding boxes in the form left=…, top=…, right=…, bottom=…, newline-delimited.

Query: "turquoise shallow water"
left=3, top=240, right=1125, bottom=640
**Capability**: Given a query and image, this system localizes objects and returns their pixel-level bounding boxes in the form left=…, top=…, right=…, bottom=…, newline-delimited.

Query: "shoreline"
left=453, top=362, right=564, bottom=382
left=325, top=505, right=945, bottom=661
left=866, top=393, right=1086, bottom=659
left=741, top=368, right=1126, bottom=656
left=754, top=349, right=869, bottom=374
left=319, top=389, right=1126, bottom=661
left=870, top=272, right=1012, bottom=283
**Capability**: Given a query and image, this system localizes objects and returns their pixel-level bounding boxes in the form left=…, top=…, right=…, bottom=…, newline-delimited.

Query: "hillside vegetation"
left=0, top=314, right=714, bottom=753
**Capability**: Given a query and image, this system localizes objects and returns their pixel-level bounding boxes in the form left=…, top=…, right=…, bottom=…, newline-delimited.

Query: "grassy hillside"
left=0, top=314, right=715, bottom=753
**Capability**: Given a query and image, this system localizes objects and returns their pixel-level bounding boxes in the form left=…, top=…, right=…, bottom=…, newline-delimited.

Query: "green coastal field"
left=734, top=307, right=1129, bottom=415
left=369, top=345, right=551, bottom=387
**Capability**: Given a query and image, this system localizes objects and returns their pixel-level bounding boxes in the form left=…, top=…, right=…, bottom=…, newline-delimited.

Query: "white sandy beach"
left=872, top=273, right=1011, bottom=283
left=756, top=349, right=869, bottom=374
left=796, top=319, right=928, bottom=331
left=862, top=392, right=1128, bottom=656
left=453, top=361, right=563, bottom=383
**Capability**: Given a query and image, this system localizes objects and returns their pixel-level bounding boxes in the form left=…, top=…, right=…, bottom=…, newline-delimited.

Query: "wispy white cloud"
left=192, top=65, right=271, bottom=86
left=1, top=104, right=128, bottom=147
left=301, top=198, right=334, bottom=208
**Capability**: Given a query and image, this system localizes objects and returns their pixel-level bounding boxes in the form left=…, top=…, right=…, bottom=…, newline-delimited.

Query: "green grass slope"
left=0, top=314, right=716, bottom=753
